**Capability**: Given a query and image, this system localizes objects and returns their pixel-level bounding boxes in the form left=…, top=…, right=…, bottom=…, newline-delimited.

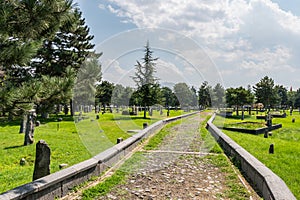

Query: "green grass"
left=204, top=154, right=250, bottom=199
left=0, top=109, right=187, bottom=194
left=213, top=112, right=300, bottom=199
left=0, top=115, right=91, bottom=193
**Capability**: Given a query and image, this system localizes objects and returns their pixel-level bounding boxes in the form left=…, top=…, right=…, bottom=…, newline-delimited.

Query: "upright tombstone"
left=33, top=140, right=51, bottom=181
left=19, top=115, right=27, bottom=133
left=24, top=112, right=36, bottom=146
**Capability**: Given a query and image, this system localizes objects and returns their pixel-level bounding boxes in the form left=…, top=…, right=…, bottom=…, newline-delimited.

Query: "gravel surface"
left=97, top=113, right=261, bottom=200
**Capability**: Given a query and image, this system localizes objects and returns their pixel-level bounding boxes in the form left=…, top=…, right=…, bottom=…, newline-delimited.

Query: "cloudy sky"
left=75, top=0, right=300, bottom=90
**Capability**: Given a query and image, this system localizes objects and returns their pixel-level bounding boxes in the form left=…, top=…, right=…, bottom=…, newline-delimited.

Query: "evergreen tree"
left=132, top=41, right=160, bottom=118
left=212, top=83, right=225, bottom=108
left=173, top=83, right=193, bottom=108
left=95, top=81, right=114, bottom=113
left=198, top=81, right=211, bottom=109
left=32, top=8, right=95, bottom=77
left=253, top=76, right=277, bottom=109
left=0, top=0, right=73, bottom=117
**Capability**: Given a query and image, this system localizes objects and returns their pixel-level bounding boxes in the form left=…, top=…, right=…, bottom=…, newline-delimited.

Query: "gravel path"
left=97, top=113, right=260, bottom=200
left=64, top=112, right=260, bottom=200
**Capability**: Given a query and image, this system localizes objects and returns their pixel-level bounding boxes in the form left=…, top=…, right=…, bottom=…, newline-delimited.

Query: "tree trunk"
left=70, top=99, right=74, bottom=116
left=236, top=105, right=239, bottom=116
left=19, top=115, right=27, bottom=133
left=144, top=105, right=147, bottom=119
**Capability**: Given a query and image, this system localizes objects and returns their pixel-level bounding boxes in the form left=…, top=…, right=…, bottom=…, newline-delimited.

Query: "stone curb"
left=206, top=113, right=296, bottom=200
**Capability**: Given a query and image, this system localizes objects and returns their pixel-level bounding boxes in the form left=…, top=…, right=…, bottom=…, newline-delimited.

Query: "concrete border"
left=0, top=111, right=198, bottom=200
left=206, top=113, right=296, bottom=200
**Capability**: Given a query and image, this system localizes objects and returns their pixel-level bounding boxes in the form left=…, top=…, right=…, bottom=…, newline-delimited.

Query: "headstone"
left=64, top=105, right=69, bottom=115
left=149, top=108, right=153, bottom=116
left=268, top=132, right=272, bottom=136
left=266, top=113, right=272, bottom=127
left=35, top=120, right=40, bottom=127
left=59, top=163, right=68, bottom=169
left=264, top=130, right=268, bottom=138
left=269, top=144, right=274, bottom=154
left=19, top=115, right=27, bottom=133
left=292, top=118, right=295, bottom=123
left=20, top=158, right=26, bottom=166
left=24, top=113, right=35, bottom=145
left=117, top=138, right=123, bottom=144
left=96, top=115, right=100, bottom=119
left=33, top=140, right=51, bottom=181
left=241, top=109, right=244, bottom=120
left=143, top=123, right=148, bottom=129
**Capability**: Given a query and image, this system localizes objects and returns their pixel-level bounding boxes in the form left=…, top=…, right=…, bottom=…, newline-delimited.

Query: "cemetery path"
left=63, top=112, right=260, bottom=200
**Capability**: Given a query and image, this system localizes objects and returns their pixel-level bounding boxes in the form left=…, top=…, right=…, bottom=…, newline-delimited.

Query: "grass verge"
left=213, top=112, right=300, bottom=199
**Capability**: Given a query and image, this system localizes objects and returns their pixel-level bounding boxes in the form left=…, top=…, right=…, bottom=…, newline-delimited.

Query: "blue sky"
left=74, top=0, right=300, bottom=89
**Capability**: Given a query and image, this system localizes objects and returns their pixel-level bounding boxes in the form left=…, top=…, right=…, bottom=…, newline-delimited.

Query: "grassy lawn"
left=213, top=111, right=300, bottom=199
left=0, top=109, right=187, bottom=194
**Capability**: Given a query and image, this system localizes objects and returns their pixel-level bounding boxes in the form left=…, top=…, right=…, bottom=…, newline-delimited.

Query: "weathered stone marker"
left=292, top=118, right=295, bottom=123
left=33, top=140, right=51, bottom=181
left=269, top=144, right=274, bottom=154
left=143, top=123, right=148, bottom=129
left=264, top=131, right=268, bottom=138
left=117, top=138, right=123, bottom=144
left=19, top=115, right=27, bottom=133
left=24, top=113, right=35, bottom=145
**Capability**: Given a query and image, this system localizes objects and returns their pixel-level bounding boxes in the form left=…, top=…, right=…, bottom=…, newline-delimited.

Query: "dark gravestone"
left=33, top=140, right=51, bottom=181
left=117, top=138, right=123, bottom=144
left=143, top=123, right=148, bottom=129
left=241, top=109, right=244, bottom=120
left=96, top=115, right=100, bottom=119
left=264, top=131, right=268, bottom=138
left=64, top=105, right=69, bottom=115
left=20, top=158, right=26, bottom=166
left=269, top=144, right=274, bottom=154
left=24, top=114, right=35, bottom=145
left=292, top=118, right=295, bottom=123
left=35, top=120, right=40, bottom=127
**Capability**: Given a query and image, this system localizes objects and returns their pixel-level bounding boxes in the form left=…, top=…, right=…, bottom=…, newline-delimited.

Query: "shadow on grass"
left=4, top=144, right=25, bottom=150
left=0, top=115, right=74, bottom=128
left=225, top=115, right=252, bottom=120
left=114, top=116, right=152, bottom=121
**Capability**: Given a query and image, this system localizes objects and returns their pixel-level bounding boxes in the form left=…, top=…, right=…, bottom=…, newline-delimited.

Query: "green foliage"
left=198, top=81, right=212, bottom=108
left=173, top=82, right=193, bottom=107
left=74, top=55, right=102, bottom=108
left=132, top=41, right=160, bottom=118
left=211, top=83, right=225, bottom=108
left=161, top=86, right=179, bottom=108
left=111, top=84, right=133, bottom=107
left=226, top=86, right=254, bottom=107
left=95, top=81, right=114, bottom=109
left=253, top=76, right=277, bottom=107
left=32, top=8, right=96, bottom=77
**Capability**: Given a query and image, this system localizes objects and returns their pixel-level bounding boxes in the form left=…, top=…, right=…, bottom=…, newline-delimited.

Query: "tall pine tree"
left=132, top=41, right=160, bottom=119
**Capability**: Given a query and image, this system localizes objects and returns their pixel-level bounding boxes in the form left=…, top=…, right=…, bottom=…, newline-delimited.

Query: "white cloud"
left=102, top=0, right=300, bottom=87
